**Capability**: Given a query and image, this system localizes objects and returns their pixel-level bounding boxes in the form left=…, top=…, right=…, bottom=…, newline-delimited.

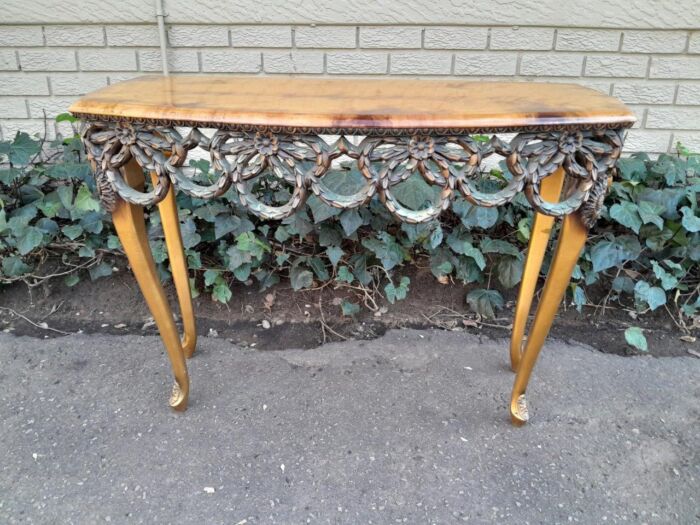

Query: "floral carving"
left=408, top=136, right=435, bottom=160
left=253, top=131, right=279, bottom=157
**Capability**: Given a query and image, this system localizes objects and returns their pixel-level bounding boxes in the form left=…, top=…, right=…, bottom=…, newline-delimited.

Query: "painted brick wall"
left=1, top=1, right=699, bottom=152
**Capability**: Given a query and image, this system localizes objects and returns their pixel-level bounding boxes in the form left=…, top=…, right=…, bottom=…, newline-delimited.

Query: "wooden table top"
left=70, top=75, right=635, bottom=132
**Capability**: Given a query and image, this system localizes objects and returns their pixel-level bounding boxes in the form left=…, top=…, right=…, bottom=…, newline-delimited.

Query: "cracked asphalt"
left=0, top=329, right=698, bottom=524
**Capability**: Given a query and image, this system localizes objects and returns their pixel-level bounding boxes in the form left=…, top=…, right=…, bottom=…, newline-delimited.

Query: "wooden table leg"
left=150, top=173, right=197, bottom=359
left=510, top=211, right=588, bottom=426
left=112, top=159, right=189, bottom=410
left=510, top=168, right=565, bottom=372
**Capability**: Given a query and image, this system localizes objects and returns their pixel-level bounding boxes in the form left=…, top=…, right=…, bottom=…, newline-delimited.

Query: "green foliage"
left=588, top=152, right=699, bottom=322
left=466, top=288, right=504, bottom=319
left=0, top=125, right=117, bottom=287
left=385, top=276, right=410, bottom=304
left=624, top=326, right=648, bottom=352
left=1, top=122, right=699, bottom=332
left=341, top=300, right=360, bottom=317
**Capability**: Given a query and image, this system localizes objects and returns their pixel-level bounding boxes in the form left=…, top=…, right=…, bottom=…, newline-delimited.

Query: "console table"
left=70, top=75, right=634, bottom=425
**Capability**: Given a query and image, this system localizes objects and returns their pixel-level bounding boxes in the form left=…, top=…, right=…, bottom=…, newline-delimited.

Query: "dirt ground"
left=1, top=255, right=697, bottom=359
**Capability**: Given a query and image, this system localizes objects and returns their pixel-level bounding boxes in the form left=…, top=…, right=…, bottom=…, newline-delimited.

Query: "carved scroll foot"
left=169, top=380, right=189, bottom=411
left=510, top=394, right=529, bottom=426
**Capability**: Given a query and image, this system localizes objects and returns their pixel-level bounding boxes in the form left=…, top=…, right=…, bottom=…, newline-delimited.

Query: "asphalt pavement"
left=0, top=329, right=698, bottom=524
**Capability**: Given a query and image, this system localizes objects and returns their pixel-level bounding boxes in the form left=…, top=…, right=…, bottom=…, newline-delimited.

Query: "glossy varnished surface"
left=70, top=75, right=635, bottom=130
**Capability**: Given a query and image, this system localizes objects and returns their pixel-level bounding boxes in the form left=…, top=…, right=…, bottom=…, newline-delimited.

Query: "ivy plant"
left=1, top=117, right=698, bottom=338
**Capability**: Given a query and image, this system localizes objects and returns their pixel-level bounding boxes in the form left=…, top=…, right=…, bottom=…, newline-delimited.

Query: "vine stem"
left=0, top=306, right=71, bottom=335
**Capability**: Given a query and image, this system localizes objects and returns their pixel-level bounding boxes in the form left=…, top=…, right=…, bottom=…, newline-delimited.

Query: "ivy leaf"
left=78, top=245, right=95, bottom=258
left=391, top=175, right=437, bottom=210
left=638, top=187, right=685, bottom=220
left=0, top=167, right=23, bottom=185
left=150, top=240, right=167, bottom=264
left=612, top=275, right=635, bottom=294
left=341, top=300, right=360, bottom=316
left=609, top=202, right=642, bottom=234
left=9, top=132, right=41, bottom=166
left=307, top=195, right=340, bottom=223
left=385, top=276, right=410, bottom=304
left=88, top=262, right=113, bottom=281
left=496, top=256, right=523, bottom=288
left=107, top=235, right=121, bottom=250
left=1, top=255, right=31, bottom=277
left=339, top=209, right=363, bottom=236
left=430, top=248, right=453, bottom=278
left=233, top=264, right=251, bottom=282
left=680, top=206, right=700, bottom=233
left=214, top=214, right=241, bottom=239
left=212, top=279, right=232, bottom=303
left=180, top=218, right=201, bottom=249
left=47, top=162, right=91, bottom=180
left=651, top=261, right=678, bottom=291
left=651, top=154, right=685, bottom=186
left=79, top=212, right=103, bottom=235
left=57, top=185, right=74, bottom=209
left=73, top=184, right=101, bottom=213
left=255, top=269, right=280, bottom=291
left=454, top=201, right=499, bottom=229
left=319, top=223, right=344, bottom=247
left=309, top=257, right=330, bottom=281
left=236, top=231, right=270, bottom=259
left=326, top=246, right=344, bottom=267
left=351, top=253, right=373, bottom=285
left=284, top=212, right=313, bottom=238
left=1, top=212, right=11, bottom=235
left=481, top=238, right=521, bottom=257
left=336, top=265, right=354, bottom=283
left=64, top=274, right=80, bottom=287
left=454, top=256, right=482, bottom=284
left=466, top=289, right=504, bottom=319
left=447, top=235, right=486, bottom=270
left=36, top=194, right=63, bottom=218
left=290, top=264, right=313, bottom=291
left=321, top=167, right=367, bottom=195
left=634, top=281, right=666, bottom=311
left=55, top=112, right=78, bottom=123
left=431, top=259, right=453, bottom=278
left=274, top=225, right=290, bottom=243
left=617, top=154, right=648, bottom=181
left=624, top=327, right=648, bottom=352
left=203, top=269, right=220, bottom=287
left=572, top=284, right=587, bottom=312
left=429, top=225, right=443, bottom=249
left=192, top=203, right=225, bottom=222
left=590, top=235, right=642, bottom=272
left=35, top=218, right=59, bottom=235
left=17, top=226, right=44, bottom=255
left=643, top=226, right=674, bottom=252
left=637, top=200, right=665, bottom=230
left=517, top=217, right=531, bottom=242
left=361, top=232, right=407, bottom=271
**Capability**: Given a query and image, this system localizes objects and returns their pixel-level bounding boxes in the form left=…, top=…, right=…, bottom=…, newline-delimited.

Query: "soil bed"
left=0, top=257, right=696, bottom=358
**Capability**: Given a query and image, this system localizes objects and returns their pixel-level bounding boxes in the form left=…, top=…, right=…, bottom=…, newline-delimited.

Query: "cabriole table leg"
left=111, top=159, right=190, bottom=410
left=510, top=168, right=565, bottom=372
left=510, top=211, right=589, bottom=426
left=150, top=173, right=197, bottom=359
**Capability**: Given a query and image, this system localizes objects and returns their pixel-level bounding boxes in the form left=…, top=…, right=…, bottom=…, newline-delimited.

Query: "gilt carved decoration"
left=81, top=120, right=624, bottom=228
